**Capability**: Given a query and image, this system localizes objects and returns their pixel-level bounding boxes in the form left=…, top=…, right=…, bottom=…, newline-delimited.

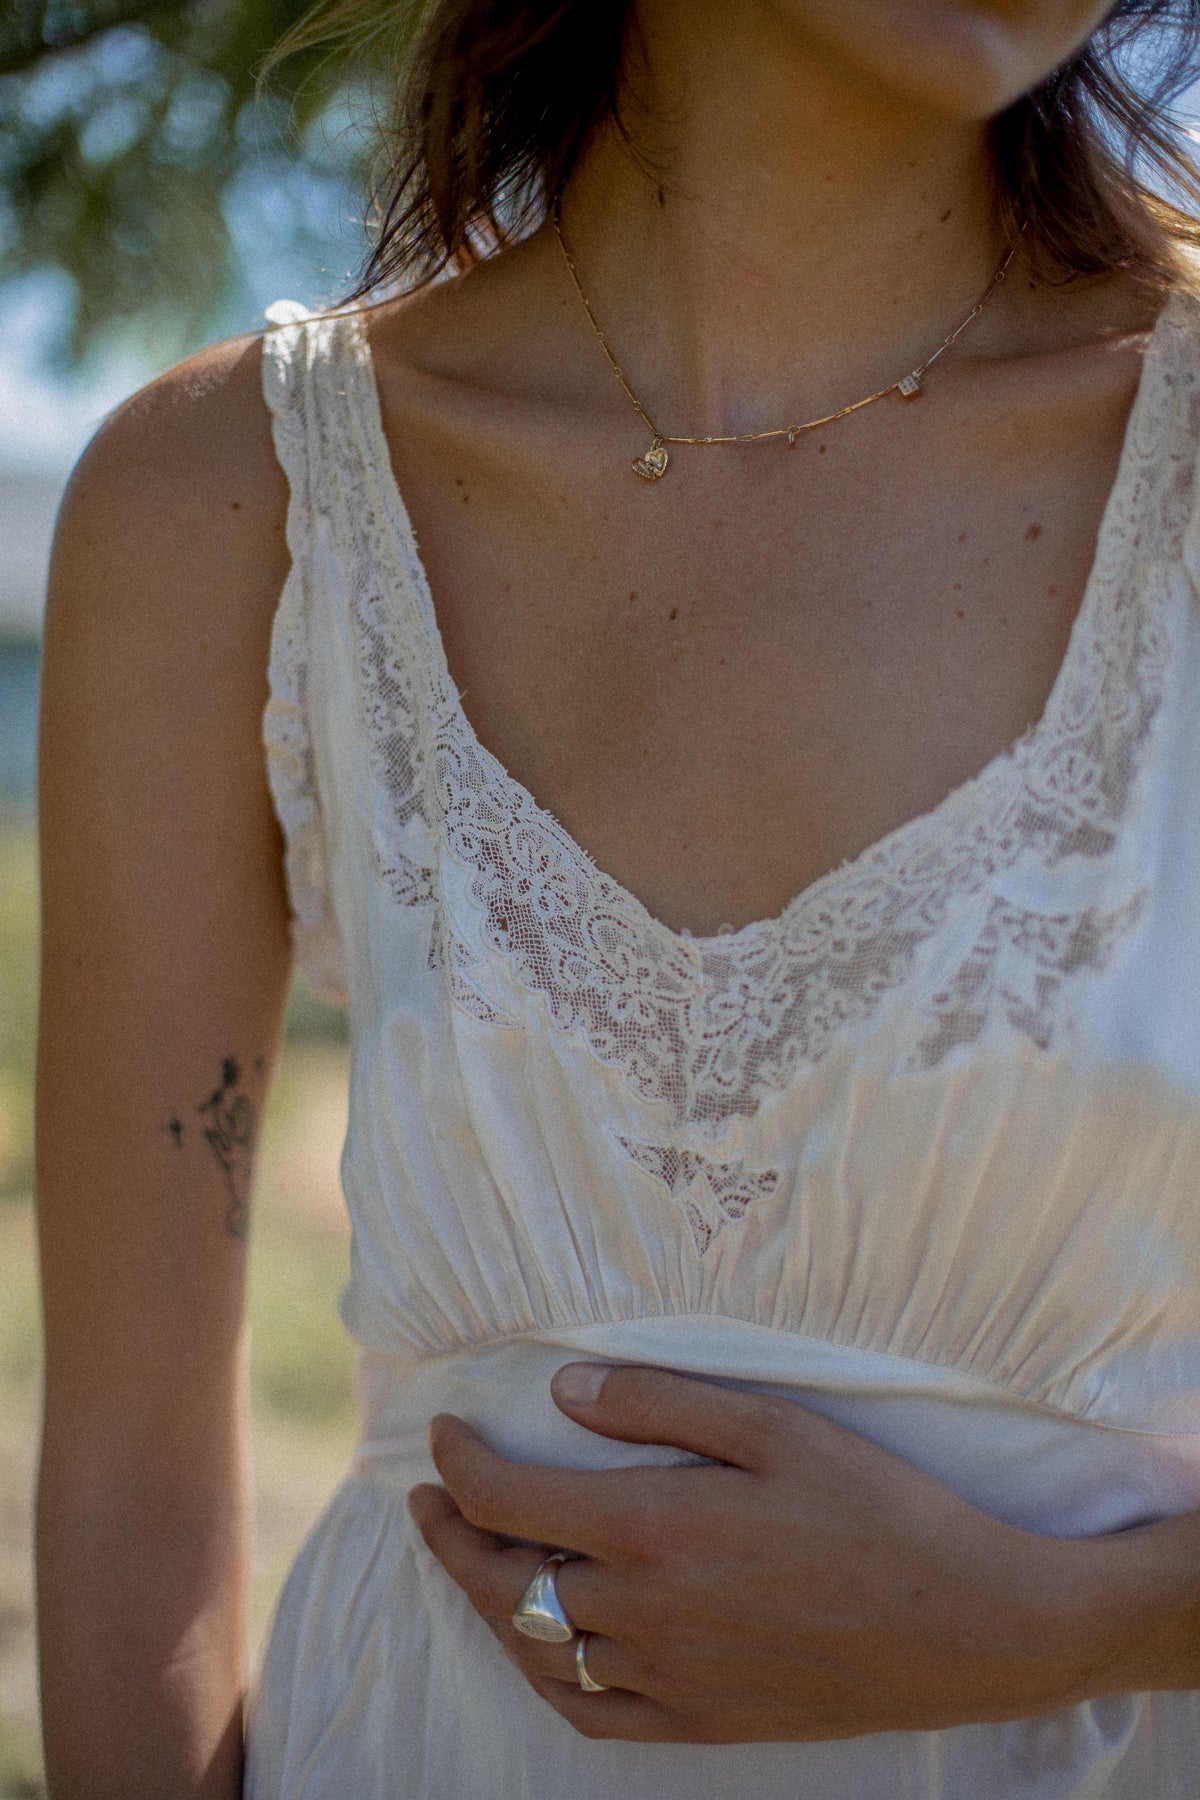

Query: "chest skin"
left=366, top=304, right=1150, bottom=941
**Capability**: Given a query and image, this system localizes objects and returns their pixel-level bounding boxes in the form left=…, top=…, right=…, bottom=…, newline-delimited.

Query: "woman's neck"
left=560, top=0, right=1009, bottom=436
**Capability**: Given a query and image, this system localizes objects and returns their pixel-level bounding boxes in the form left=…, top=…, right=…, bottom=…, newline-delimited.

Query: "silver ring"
left=512, top=1553, right=575, bottom=1643
left=576, top=1632, right=609, bottom=1693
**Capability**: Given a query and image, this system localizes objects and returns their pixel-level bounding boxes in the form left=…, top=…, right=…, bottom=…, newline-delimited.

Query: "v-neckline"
left=342, top=291, right=1178, bottom=956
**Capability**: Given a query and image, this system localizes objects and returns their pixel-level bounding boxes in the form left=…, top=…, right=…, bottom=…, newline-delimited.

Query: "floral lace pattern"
left=909, top=889, right=1152, bottom=1070
left=615, top=1135, right=782, bottom=1255
left=421, top=554, right=1166, bottom=1130
left=352, top=309, right=1174, bottom=1134
left=353, top=589, right=437, bottom=909
left=260, top=307, right=349, bottom=1006
left=283, top=302, right=1180, bottom=1141
left=426, top=911, right=518, bottom=1029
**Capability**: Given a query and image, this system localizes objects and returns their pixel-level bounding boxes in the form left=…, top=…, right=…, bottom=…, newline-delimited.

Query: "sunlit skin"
left=402, top=0, right=1200, bottom=1746
left=36, top=0, right=1200, bottom=1785
left=764, top=0, right=1119, bottom=118
left=549, top=0, right=1126, bottom=440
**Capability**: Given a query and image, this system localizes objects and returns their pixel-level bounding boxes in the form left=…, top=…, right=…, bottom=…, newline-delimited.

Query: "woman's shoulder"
left=46, top=328, right=293, bottom=804
left=50, top=326, right=291, bottom=682
left=60, top=326, right=285, bottom=569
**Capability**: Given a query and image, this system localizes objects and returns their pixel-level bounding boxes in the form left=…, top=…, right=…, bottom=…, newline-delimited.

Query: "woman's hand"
left=408, top=1363, right=1196, bottom=1743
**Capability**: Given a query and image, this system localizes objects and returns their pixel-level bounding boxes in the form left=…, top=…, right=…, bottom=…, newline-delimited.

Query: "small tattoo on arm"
left=164, top=1114, right=185, bottom=1149
left=195, top=1055, right=258, bottom=1241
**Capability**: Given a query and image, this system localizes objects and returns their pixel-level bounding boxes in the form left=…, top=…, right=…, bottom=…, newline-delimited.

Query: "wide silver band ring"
left=511, top=1553, right=575, bottom=1643
left=575, top=1632, right=609, bottom=1693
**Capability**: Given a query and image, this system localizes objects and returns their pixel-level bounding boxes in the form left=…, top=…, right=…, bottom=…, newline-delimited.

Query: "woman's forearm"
left=37, top=1426, right=249, bottom=1800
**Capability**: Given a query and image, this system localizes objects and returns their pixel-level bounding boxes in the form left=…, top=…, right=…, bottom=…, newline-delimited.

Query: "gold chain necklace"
left=551, top=199, right=1016, bottom=482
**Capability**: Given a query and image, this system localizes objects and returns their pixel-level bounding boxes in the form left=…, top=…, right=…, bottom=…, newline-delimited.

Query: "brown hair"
left=266, top=1, right=1200, bottom=295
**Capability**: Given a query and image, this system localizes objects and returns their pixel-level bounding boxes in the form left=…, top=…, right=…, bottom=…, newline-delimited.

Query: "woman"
left=34, top=0, right=1200, bottom=1794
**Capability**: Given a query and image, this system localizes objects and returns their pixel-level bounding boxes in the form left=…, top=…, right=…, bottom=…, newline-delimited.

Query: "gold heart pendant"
left=632, top=440, right=669, bottom=481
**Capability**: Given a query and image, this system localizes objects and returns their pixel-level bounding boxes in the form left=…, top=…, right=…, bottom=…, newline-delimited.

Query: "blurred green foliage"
left=0, top=1234, right=40, bottom=1384
left=0, top=0, right=404, bottom=361
left=249, top=1197, right=356, bottom=1425
left=286, top=955, right=352, bottom=1045
left=0, top=826, right=36, bottom=1203
left=0, top=1729, right=43, bottom=1800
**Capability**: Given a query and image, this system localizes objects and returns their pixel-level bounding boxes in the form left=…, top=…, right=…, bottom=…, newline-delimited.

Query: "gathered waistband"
left=348, top=1315, right=1200, bottom=1539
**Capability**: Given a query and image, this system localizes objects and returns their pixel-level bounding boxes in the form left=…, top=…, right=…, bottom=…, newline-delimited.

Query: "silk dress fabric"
left=245, top=288, right=1200, bottom=1798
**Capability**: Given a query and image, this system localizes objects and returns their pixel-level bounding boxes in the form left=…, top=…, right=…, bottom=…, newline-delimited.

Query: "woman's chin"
left=776, top=0, right=1112, bottom=123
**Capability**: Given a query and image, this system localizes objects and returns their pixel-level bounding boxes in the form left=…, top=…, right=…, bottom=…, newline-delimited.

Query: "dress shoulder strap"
left=259, top=301, right=353, bottom=1007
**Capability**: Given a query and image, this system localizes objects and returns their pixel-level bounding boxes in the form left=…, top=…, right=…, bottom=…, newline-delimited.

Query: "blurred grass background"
left=0, top=813, right=357, bottom=1796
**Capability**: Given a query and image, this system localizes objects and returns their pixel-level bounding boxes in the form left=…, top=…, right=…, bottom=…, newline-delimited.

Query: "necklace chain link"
left=551, top=198, right=1017, bottom=482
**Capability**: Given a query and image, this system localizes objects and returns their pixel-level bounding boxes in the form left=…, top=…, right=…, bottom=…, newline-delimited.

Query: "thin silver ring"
left=575, top=1632, right=609, bottom=1693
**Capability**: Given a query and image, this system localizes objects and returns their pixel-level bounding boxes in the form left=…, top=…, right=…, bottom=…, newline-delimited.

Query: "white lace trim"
left=260, top=304, right=349, bottom=1006
left=353, top=589, right=437, bottom=909
left=298, top=298, right=1182, bottom=1128
left=425, top=649, right=1164, bottom=1134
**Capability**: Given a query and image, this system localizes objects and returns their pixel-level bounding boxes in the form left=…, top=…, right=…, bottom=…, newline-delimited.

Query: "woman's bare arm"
left=36, top=332, right=294, bottom=1798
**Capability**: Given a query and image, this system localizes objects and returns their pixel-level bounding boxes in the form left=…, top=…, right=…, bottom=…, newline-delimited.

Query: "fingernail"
left=552, top=1362, right=610, bottom=1407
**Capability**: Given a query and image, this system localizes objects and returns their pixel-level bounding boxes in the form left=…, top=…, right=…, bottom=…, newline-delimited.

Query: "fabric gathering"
left=242, top=289, right=1200, bottom=1798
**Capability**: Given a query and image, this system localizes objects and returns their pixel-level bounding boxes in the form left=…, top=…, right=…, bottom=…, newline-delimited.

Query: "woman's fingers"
left=500, top=1622, right=633, bottom=1693
left=518, top=1672, right=675, bottom=1742
left=409, top=1483, right=649, bottom=1695
left=549, top=1363, right=798, bottom=1469
left=408, top=1482, right=550, bottom=1624
left=427, top=1412, right=683, bottom=1556
left=407, top=1480, right=605, bottom=1644
left=413, top=1373, right=1098, bottom=1742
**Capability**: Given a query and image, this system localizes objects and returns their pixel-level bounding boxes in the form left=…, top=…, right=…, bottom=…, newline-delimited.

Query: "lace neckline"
left=342, top=293, right=1179, bottom=957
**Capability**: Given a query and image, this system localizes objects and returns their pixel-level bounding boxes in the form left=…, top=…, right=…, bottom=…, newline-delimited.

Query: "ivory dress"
left=246, top=287, right=1200, bottom=1798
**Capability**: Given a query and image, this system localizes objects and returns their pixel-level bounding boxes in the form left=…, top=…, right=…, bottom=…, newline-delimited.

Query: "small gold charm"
left=897, top=372, right=922, bottom=400
left=632, top=439, right=669, bottom=481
